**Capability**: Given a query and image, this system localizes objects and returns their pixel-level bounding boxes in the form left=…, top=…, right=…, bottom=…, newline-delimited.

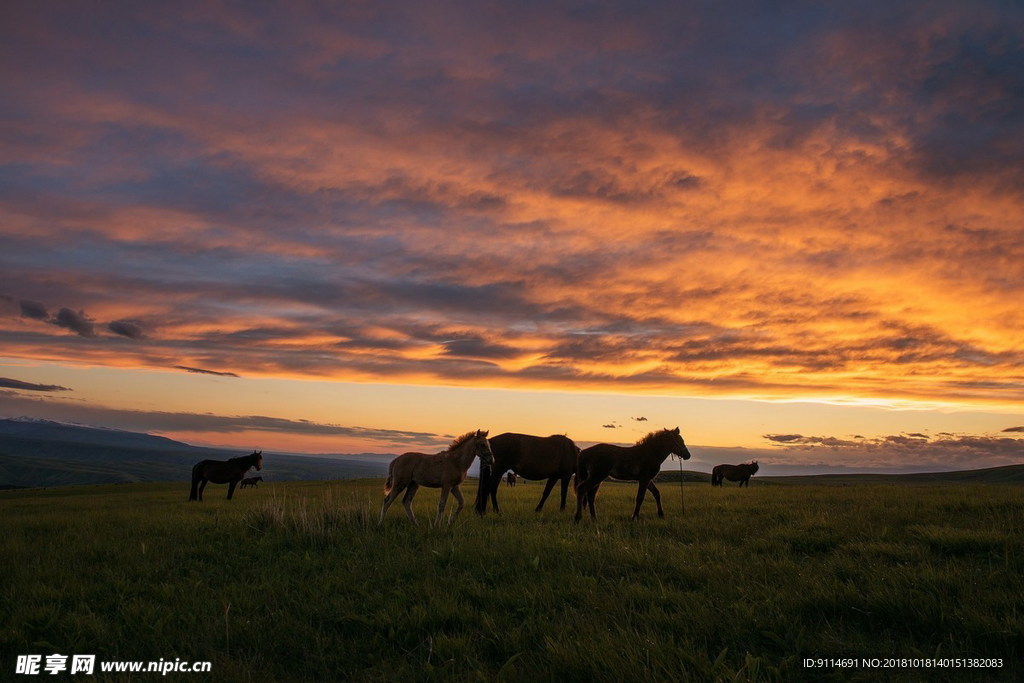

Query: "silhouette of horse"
left=189, top=451, right=262, bottom=501
left=711, top=461, right=759, bottom=487
left=575, top=428, right=690, bottom=521
left=506, top=472, right=517, bottom=487
left=379, top=430, right=493, bottom=525
left=474, top=433, right=579, bottom=516
left=240, top=476, right=263, bottom=489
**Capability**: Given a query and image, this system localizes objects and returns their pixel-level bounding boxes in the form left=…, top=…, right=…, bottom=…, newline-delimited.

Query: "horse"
left=575, top=427, right=690, bottom=521
left=711, top=461, right=759, bottom=487
left=189, top=450, right=262, bottom=501
left=473, top=433, right=579, bottom=516
left=240, top=476, right=263, bottom=489
left=505, top=472, right=517, bottom=487
left=379, top=430, right=493, bottom=525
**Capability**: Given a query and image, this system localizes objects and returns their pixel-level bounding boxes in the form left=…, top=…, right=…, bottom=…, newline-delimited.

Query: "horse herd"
left=187, top=429, right=761, bottom=524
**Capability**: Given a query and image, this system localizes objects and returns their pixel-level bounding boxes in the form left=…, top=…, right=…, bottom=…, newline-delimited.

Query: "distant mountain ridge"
left=0, top=418, right=391, bottom=489
left=3, top=418, right=1022, bottom=490
left=1, top=416, right=194, bottom=451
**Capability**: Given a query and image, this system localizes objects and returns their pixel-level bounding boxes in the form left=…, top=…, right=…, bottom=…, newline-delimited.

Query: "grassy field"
left=2, top=479, right=1022, bottom=681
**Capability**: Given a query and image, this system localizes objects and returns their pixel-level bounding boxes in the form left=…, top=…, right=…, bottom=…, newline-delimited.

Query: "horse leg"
left=586, top=481, right=601, bottom=519
left=401, top=483, right=419, bottom=524
left=535, top=477, right=558, bottom=512
left=379, top=483, right=407, bottom=524
left=632, top=479, right=651, bottom=520
left=647, top=481, right=664, bottom=518
left=227, top=479, right=238, bottom=500
left=450, top=486, right=465, bottom=523
left=558, top=475, right=572, bottom=511
left=435, top=486, right=451, bottom=526
left=198, top=479, right=208, bottom=501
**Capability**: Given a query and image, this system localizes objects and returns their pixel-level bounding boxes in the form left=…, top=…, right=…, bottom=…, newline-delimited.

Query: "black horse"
left=575, top=428, right=690, bottom=521
left=711, top=461, right=759, bottom=487
left=189, top=451, right=262, bottom=501
left=474, top=433, right=579, bottom=515
left=240, top=476, right=264, bottom=489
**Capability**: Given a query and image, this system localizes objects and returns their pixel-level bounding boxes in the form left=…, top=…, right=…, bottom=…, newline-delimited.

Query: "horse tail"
left=383, top=460, right=395, bottom=495
left=188, top=462, right=201, bottom=501
left=575, top=449, right=589, bottom=494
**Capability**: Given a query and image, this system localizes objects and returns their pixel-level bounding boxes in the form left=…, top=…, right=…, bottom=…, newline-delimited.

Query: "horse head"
left=749, top=460, right=759, bottom=473
left=667, top=427, right=691, bottom=460
left=254, top=450, right=263, bottom=471
left=473, top=429, right=494, bottom=468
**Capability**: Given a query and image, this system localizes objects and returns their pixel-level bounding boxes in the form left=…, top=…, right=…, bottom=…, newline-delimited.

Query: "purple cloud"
left=51, top=308, right=95, bottom=337
left=0, top=377, right=71, bottom=392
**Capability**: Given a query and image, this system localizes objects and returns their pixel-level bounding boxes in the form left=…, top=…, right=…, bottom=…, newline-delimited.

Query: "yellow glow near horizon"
left=2, top=358, right=1021, bottom=461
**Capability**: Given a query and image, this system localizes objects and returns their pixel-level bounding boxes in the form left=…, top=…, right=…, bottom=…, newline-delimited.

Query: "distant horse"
left=575, top=428, right=690, bottom=521
left=189, top=451, right=262, bottom=501
left=380, top=430, right=494, bottom=525
left=506, top=472, right=517, bottom=487
left=474, top=433, right=579, bottom=516
left=240, top=476, right=263, bottom=489
left=711, top=461, right=759, bottom=487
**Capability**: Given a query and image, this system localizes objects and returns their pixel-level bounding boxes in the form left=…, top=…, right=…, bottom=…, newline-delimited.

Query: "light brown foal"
left=379, top=430, right=493, bottom=525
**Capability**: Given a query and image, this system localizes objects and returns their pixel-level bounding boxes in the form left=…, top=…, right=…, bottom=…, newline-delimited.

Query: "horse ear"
left=673, top=427, right=680, bottom=434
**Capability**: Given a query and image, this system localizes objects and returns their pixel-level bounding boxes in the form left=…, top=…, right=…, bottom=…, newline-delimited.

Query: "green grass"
left=1, top=480, right=1022, bottom=681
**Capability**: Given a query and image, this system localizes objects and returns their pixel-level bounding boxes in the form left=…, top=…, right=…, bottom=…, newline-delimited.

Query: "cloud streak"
left=0, top=377, right=71, bottom=393
left=763, top=431, right=1024, bottom=469
left=0, top=391, right=446, bottom=450
left=174, top=366, right=240, bottom=378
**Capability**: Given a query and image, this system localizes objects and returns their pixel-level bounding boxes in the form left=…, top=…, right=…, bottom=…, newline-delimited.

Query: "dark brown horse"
left=189, top=450, right=262, bottom=501
left=240, top=476, right=263, bottom=489
left=505, top=472, right=517, bottom=487
left=575, top=428, right=690, bottom=521
left=711, top=461, right=759, bottom=487
left=474, top=433, right=579, bottom=516
left=380, top=430, right=494, bottom=525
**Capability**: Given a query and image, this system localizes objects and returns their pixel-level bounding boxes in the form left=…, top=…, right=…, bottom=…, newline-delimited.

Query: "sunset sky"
left=2, top=1, right=1022, bottom=473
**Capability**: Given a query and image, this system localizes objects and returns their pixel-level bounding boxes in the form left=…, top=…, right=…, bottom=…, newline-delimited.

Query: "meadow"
left=1, top=479, right=1022, bottom=681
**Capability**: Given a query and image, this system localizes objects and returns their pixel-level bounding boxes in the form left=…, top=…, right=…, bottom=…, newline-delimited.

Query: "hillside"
left=759, top=464, right=1024, bottom=486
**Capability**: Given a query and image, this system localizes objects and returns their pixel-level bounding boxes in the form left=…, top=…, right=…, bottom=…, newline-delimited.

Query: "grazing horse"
left=379, top=430, right=493, bottom=525
left=240, top=476, right=263, bottom=489
left=505, top=472, right=517, bottom=487
left=474, top=433, right=579, bottom=516
left=711, top=461, right=759, bottom=487
left=189, top=451, right=262, bottom=501
left=575, top=428, right=690, bottom=521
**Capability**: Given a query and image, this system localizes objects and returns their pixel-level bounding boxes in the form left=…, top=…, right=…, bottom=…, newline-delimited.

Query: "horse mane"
left=635, top=429, right=672, bottom=447
left=447, top=431, right=480, bottom=452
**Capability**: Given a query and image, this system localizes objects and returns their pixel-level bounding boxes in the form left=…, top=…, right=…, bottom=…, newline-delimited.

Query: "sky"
left=1, top=1, right=1023, bottom=473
